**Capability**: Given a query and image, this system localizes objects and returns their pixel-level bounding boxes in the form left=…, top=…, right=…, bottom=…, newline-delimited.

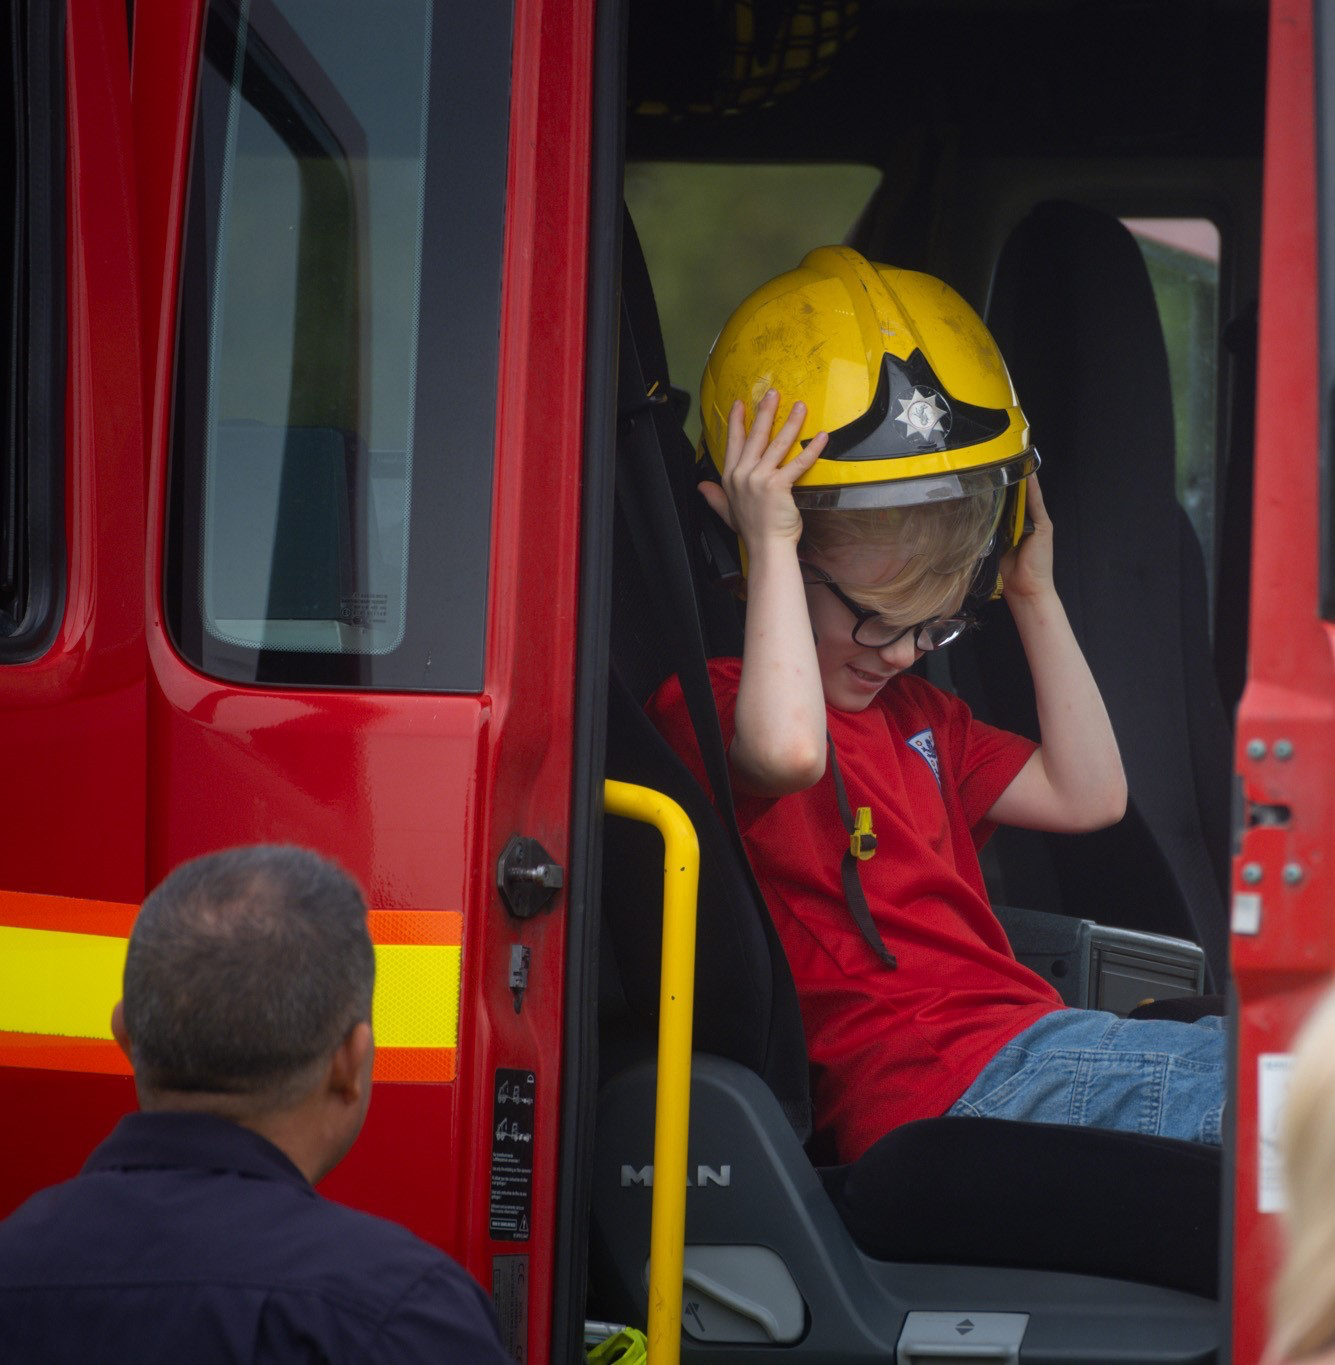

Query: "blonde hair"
left=1267, top=987, right=1335, bottom=1362
left=798, top=492, right=1002, bottom=623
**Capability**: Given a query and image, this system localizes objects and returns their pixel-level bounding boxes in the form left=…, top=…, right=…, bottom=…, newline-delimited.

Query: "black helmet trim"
left=807, top=352, right=1011, bottom=465
left=793, top=448, right=1039, bottom=510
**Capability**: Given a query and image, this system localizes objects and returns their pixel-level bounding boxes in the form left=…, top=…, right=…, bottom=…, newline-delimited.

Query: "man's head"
left=797, top=492, right=1002, bottom=711
left=116, top=845, right=376, bottom=1160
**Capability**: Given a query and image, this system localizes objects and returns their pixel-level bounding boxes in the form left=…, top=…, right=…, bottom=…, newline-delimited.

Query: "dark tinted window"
left=166, top=0, right=510, bottom=689
left=0, top=1, right=65, bottom=659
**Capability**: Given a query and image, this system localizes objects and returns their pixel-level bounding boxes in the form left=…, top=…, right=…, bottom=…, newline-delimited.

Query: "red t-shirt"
left=647, top=658, right=1064, bottom=1163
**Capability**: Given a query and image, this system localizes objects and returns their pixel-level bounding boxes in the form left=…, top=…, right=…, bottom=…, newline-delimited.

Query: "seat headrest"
left=988, top=199, right=1176, bottom=506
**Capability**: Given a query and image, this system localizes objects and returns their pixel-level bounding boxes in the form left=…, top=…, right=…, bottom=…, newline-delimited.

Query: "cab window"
left=166, top=0, right=510, bottom=690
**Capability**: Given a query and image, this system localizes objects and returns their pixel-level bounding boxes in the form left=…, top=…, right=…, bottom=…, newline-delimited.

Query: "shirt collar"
left=84, top=1111, right=313, bottom=1194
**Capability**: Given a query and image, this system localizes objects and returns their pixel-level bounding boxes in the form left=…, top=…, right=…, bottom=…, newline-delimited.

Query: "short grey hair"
left=123, top=845, right=375, bottom=1100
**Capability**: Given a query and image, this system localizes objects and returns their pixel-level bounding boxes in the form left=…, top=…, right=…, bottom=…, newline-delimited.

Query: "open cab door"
left=128, top=1, right=608, bottom=1359
left=1230, top=0, right=1335, bottom=1358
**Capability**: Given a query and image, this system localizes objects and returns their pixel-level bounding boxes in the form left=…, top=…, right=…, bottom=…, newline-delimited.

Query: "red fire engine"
left=0, top=0, right=1327, bottom=1360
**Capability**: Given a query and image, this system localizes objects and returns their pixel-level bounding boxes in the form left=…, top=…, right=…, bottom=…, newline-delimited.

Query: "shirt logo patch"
left=906, top=728, right=942, bottom=786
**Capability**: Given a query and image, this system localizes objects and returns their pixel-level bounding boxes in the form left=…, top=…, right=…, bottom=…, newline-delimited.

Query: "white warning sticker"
left=1259, top=1052, right=1295, bottom=1213
left=1231, top=892, right=1262, bottom=935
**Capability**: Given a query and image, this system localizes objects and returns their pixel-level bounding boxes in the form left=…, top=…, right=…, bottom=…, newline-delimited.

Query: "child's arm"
left=985, top=475, right=1128, bottom=832
left=698, top=390, right=830, bottom=796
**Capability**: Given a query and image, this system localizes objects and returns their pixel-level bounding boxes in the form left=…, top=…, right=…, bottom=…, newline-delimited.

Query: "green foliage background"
left=625, top=161, right=882, bottom=425
left=1138, top=238, right=1219, bottom=558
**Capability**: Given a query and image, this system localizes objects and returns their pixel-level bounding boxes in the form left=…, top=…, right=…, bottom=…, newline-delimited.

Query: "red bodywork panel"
left=3, top=3, right=595, bottom=1361
left=1231, top=1, right=1330, bottom=1359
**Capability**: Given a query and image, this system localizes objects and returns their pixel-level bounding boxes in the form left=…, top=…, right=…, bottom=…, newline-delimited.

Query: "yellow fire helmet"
left=699, top=246, right=1037, bottom=593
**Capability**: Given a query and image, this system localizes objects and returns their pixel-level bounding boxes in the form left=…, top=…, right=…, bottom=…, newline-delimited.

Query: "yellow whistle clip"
left=851, top=806, right=877, bottom=861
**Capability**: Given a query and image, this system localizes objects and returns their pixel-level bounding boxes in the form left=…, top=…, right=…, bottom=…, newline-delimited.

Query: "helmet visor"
left=793, top=448, right=1037, bottom=511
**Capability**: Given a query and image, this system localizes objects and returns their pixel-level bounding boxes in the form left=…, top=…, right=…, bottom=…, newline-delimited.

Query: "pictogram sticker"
left=490, top=1068, right=536, bottom=1241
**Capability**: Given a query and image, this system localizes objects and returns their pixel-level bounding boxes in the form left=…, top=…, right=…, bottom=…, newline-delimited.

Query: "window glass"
left=167, top=0, right=510, bottom=690
left=1124, top=217, right=1221, bottom=591
left=625, top=162, right=881, bottom=408
left=1, top=1, right=64, bottom=659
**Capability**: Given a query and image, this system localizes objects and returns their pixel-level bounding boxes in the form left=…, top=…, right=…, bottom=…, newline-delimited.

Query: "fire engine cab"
left=0, top=1, right=1327, bottom=1361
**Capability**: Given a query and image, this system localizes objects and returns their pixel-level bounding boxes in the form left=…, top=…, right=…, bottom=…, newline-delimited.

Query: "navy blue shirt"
left=0, top=1111, right=509, bottom=1363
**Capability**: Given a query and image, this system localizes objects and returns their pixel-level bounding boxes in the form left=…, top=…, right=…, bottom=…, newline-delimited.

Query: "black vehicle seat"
left=951, top=200, right=1233, bottom=987
left=600, top=205, right=812, bottom=1136
left=590, top=209, right=1222, bottom=1353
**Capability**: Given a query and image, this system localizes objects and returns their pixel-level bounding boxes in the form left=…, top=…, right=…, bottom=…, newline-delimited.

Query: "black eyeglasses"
left=799, top=563, right=975, bottom=651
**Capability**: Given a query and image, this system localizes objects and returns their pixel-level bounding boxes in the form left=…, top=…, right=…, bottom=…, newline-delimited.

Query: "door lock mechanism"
left=497, top=834, right=564, bottom=919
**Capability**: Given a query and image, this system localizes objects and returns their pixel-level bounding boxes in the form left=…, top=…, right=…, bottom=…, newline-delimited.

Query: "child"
left=648, top=248, right=1225, bottom=1165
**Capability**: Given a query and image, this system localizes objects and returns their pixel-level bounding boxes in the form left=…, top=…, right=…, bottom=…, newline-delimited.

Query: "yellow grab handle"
left=603, top=779, right=701, bottom=1365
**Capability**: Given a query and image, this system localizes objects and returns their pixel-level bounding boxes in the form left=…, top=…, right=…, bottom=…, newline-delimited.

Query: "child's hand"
left=999, top=474, right=1055, bottom=602
left=699, top=390, right=828, bottom=554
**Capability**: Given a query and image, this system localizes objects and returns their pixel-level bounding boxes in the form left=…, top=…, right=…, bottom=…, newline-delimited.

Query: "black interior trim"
left=549, top=0, right=627, bottom=1355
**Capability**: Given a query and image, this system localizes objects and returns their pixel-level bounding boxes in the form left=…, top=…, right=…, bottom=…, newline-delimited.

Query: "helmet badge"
left=895, top=387, right=950, bottom=443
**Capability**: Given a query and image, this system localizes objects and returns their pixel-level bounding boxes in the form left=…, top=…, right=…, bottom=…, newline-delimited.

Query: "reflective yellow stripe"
left=0, top=916, right=462, bottom=1083
left=372, top=943, right=460, bottom=1048
left=0, top=927, right=127, bottom=1039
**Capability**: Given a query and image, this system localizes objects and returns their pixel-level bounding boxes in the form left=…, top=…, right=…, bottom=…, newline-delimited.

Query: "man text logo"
left=620, top=1164, right=731, bottom=1188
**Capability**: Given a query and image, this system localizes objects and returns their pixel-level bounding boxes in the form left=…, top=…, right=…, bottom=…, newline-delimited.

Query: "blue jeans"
left=946, top=1008, right=1225, bottom=1145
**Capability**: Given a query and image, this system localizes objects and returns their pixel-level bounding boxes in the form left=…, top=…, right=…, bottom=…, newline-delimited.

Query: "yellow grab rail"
left=603, top=779, right=701, bottom=1365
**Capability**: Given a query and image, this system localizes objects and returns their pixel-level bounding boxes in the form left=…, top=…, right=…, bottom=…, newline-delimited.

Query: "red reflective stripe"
left=373, top=1047, right=457, bottom=1084
left=0, top=1033, right=132, bottom=1075
left=0, top=895, right=460, bottom=945
left=0, top=1033, right=458, bottom=1084
left=367, top=909, right=463, bottom=946
left=0, top=890, right=138, bottom=938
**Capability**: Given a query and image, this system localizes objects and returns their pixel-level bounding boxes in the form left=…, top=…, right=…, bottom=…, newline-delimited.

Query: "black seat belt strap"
left=827, top=734, right=898, bottom=970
